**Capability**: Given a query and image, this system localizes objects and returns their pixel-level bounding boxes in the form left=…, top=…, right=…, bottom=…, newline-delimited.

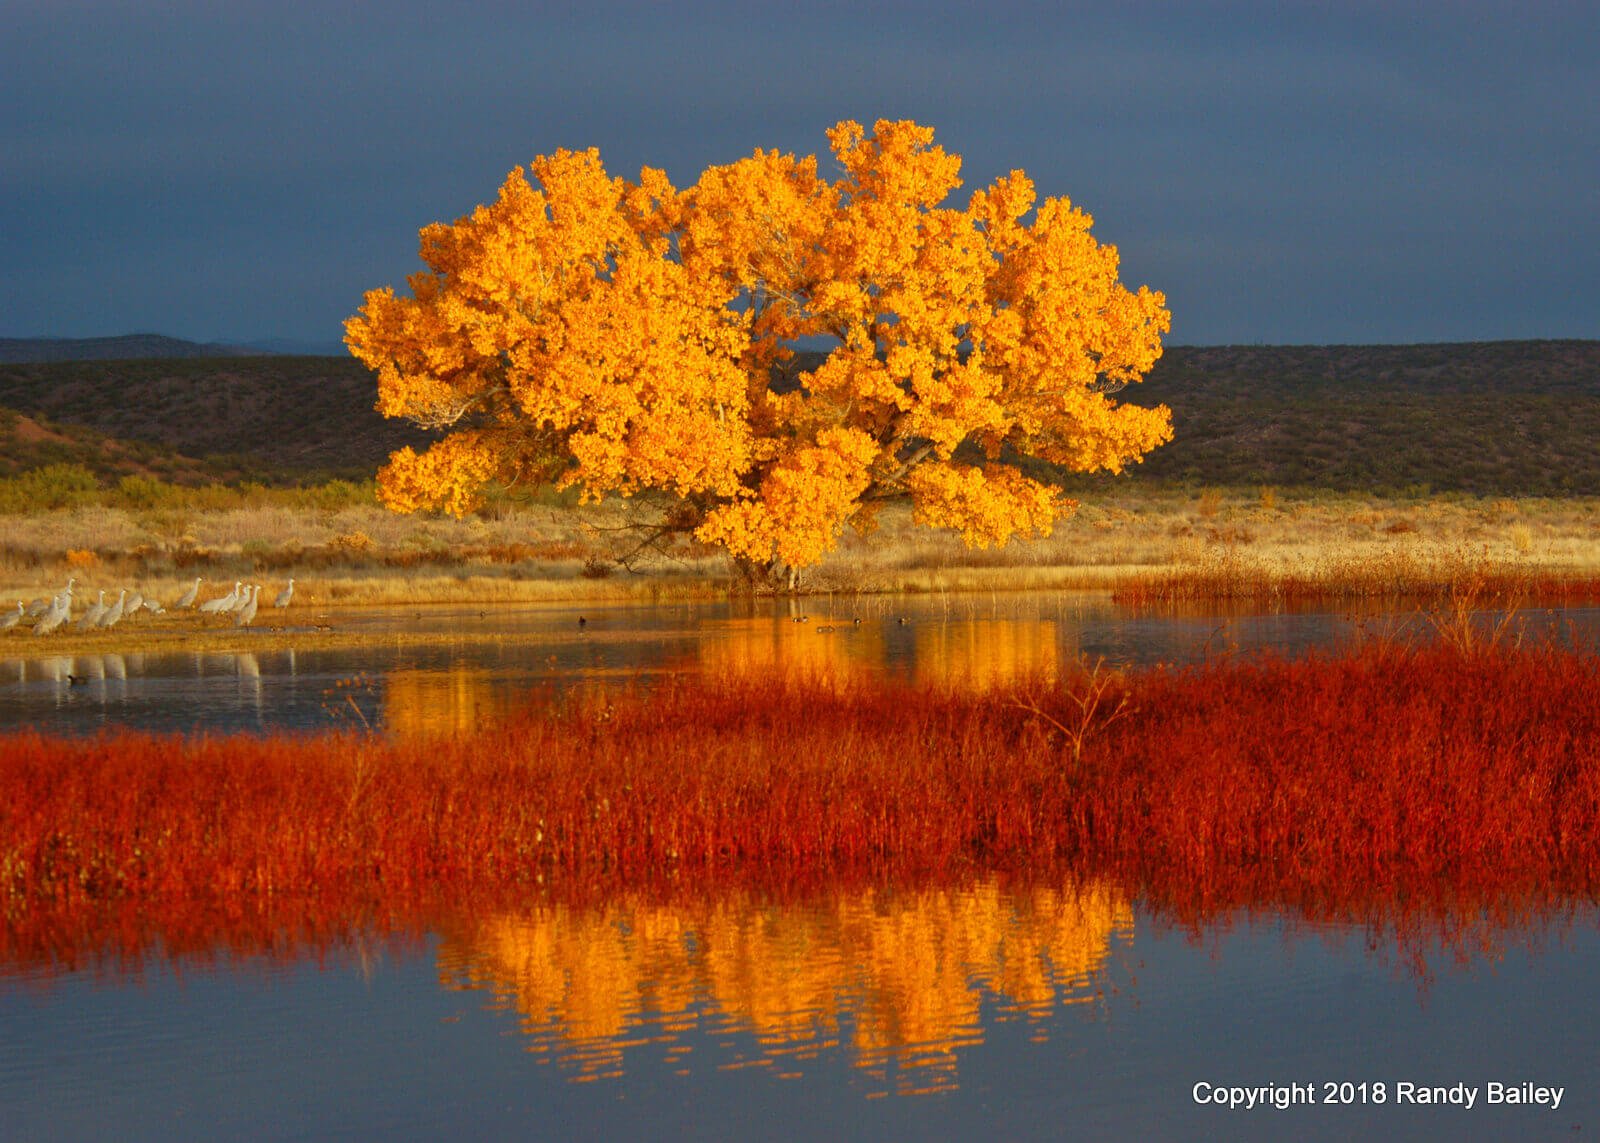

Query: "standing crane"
left=235, top=584, right=260, bottom=627
left=199, top=582, right=242, bottom=615
left=75, top=590, right=107, bottom=633
left=174, top=577, right=203, bottom=609
left=98, top=590, right=127, bottom=629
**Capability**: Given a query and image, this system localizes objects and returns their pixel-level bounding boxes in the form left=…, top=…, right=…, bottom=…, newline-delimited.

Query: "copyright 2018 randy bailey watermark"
left=1191, top=1081, right=1565, bottom=1111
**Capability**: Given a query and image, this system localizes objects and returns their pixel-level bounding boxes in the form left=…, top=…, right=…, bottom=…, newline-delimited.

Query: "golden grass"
left=4, top=488, right=1600, bottom=608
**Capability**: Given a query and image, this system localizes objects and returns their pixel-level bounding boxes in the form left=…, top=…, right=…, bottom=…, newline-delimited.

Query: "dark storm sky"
left=4, top=0, right=1595, bottom=347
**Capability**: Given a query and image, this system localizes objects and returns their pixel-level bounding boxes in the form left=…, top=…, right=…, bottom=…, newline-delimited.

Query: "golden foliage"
left=348, top=121, right=1171, bottom=578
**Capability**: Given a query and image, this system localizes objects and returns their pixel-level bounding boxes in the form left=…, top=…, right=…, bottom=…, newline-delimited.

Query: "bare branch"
left=405, top=385, right=512, bottom=431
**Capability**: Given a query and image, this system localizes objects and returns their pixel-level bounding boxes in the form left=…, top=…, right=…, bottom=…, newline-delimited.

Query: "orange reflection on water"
left=912, top=620, right=1061, bottom=690
left=382, top=666, right=520, bottom=738
left=375, top=618, right=1074, bottom=734
left=694, top=615, right=1066, bottom=694
left=434, top=877, right=1131, bottom=1095
left=697, top=616, right=887, bottom=685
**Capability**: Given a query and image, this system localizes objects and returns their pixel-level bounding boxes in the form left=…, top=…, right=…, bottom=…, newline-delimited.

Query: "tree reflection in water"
left=434, top=877, right=1132, bottom=1095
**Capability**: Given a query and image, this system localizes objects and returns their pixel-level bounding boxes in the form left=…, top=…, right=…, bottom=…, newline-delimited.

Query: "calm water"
left=1, top=879, right=1593, bottom=1140
left=3, top=592, right=1597, bottom=1138
left=3, top=592, right=1596, bottom=736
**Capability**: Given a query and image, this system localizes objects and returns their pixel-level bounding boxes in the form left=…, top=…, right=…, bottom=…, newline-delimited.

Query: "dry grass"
left=812, top=489, right=1600, bottom=597
left=4, top=488, right=1600, bottom=608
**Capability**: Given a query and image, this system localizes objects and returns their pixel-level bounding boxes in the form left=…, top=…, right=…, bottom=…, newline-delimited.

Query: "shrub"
left=0, top=463, right=100, bottom=512
left=114, top=474, right=180, bottom=511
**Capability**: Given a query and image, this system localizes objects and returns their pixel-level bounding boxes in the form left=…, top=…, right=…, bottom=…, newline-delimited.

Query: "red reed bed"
left=4, top=641, right=1600, bottom=938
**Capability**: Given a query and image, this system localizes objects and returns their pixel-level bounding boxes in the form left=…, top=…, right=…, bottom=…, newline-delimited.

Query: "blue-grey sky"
left=4, top=0, right=1595, bottom=347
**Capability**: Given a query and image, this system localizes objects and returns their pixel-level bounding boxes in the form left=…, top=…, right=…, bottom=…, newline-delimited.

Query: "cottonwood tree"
left=347, top=120, right=1171, bottom=589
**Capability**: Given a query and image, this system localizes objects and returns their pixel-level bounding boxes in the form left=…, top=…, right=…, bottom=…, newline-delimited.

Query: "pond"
left=1, top=877, right=1591, bottom=1140
left=3, top=591, right=1597, bottom=736
left=2, top=591, right=1597, bottom=1137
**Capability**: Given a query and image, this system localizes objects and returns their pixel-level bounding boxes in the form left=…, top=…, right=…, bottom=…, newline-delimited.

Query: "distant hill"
left=0, top=355, right=435, bottom=481
left=0, top=405, right=224, bottom=484
left=0, top=339, right=1596, bottom=494
left=0, top=333, right=346, bottom=364
left=1110, top=339, right=1600, bottom=494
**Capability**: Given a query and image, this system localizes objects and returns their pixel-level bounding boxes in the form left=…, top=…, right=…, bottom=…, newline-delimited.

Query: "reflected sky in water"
left=5, top=592, right=1598, bottom=736
left=2, top=877, right=1595, bottom=1141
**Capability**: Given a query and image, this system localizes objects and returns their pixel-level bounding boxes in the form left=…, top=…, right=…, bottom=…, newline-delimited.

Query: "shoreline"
left=4, top=564, right=1600, bottom=660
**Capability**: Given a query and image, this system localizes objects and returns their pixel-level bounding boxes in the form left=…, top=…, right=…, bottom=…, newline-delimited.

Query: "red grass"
left=5, top=640, right=1600, bottom=967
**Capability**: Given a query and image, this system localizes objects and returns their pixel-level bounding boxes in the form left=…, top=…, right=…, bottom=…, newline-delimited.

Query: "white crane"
left=199, top=582, right=242, bottom=615
left=32, top=597, right=67, bottom=636
left=98, top=590, right=127, bottom=629
left=1, top=602, right=22, bottom=631
left=29, top=577, right=75, bottom=617
left=274, top=578, right=295, bottom=609
left=234, top=584, right=260, bottom=627
left=75, top=590, right=108, bottom=632
left=174, top=577, right=203, bottom=609
left=124, top=591, right=144, bottom=616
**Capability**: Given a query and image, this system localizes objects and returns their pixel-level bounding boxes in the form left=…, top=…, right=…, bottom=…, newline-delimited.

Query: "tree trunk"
left=730, top=554, right=800, bottom=594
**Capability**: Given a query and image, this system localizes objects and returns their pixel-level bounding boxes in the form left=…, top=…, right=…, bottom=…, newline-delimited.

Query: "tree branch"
left=405, top=385, right=512, bottom=431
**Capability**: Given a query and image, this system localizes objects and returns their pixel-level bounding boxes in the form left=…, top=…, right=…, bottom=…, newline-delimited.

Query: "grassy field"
left=3, top=485, right=1600, bottom=615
